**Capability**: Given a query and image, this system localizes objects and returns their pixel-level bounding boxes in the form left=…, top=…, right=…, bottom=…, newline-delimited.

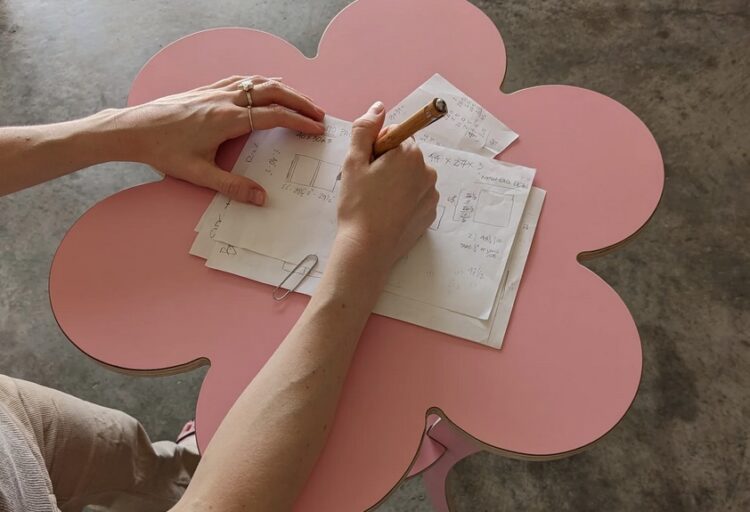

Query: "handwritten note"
left=386, top=74, right=518, bottom=157
left=372, top=187, right=545, bottom=347
left=212, top=117, right=352, bottom=267
left=211, top=117, right=534, bottom=319
left=190, top=75, right=543, bottom=347
left=201, top=186, right=545, bottom=347
left=382, top=145, right=534, bottom=318
left=189, top=132, right=267, bottom=258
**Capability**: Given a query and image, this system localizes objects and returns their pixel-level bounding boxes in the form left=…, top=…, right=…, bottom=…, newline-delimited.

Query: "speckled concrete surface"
left=0, top=1, right=747, bottom=510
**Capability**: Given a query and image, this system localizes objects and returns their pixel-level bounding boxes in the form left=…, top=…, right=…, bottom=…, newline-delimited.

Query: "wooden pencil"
left=373, top=98, right=447, bottom=157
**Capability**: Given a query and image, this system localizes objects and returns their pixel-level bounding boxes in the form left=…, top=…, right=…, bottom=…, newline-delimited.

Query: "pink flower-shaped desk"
left=49, top=0, right=663, bottom=510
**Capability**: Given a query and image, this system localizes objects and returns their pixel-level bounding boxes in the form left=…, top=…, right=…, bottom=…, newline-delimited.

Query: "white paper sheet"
left=211, top=120, right=534, bottom=319
left=189, top=75, right=540, bottom=347
left=372, top=187, right=546, bottom=348
left=212, top=117, right=352, bottom=266
left=381, top=145, right=534, bottom=318
left=190, top=131, right=269, bottom=261
left=200, top=187, right=544, bottom=347
left=386, top=74, right=518, bottom=157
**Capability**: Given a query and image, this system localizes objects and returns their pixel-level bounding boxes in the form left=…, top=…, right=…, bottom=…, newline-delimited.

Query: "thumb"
left=198, top=162, right=266, bottom=206
left=348, top=101, right=385, bottom=164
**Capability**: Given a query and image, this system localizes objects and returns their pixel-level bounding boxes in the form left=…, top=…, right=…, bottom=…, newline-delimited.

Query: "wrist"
left=332, top=226, right=398, bottom=273
left=332, top=232, right=394, bottom=284
left=313, top=233, right=392, bottom=310
left=70, top=107, right=145, bottom=164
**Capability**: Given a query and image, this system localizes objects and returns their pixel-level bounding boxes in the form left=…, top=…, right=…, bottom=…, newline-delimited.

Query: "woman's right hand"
left=335, top=101, right=439, bottom=273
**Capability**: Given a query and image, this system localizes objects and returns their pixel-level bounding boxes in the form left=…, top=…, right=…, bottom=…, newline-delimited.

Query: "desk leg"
left=421, top=418, right=481, bottom=512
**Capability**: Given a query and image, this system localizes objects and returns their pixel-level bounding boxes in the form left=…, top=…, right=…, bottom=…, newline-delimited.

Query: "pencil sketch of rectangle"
left=430, top=205, right=446, bottom=230
left=316, top=161, right=340, bottom=191
left=474, top=188, right=513, bottom=227
left=286, top=154, right=341, bottom=192
left=287, top=155, right=317, bottom=186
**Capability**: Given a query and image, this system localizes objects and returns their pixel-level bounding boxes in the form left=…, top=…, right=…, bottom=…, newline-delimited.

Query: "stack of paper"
left=190, top=74, right=545, bottom=349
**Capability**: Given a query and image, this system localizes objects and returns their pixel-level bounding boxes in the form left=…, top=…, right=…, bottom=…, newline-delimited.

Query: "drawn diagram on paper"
left=211, top=121, right=535, bottom=320
left=385, top=74, right=518, bottom=157
left=475, top=187, right=514, bottom=227
left=452, top=184, right=514, bottom=227
left=218, top=244, right=237, bottom=256
left=191, top=77, right=542, bottom=346
left=286, top=154, right=341, bottom=192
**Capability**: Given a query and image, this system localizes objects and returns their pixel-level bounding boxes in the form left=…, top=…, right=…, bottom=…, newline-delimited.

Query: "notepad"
left=190, top=74, right=545, bottom=348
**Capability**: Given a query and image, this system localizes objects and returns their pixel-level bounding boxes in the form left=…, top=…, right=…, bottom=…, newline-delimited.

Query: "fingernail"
left=250, top=189, right=265, bottom=205
left=371, top=101, right=384, bottom=113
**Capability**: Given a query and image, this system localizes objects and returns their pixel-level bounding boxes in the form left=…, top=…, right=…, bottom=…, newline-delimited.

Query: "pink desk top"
left=49, top=0, right=663, bottom=509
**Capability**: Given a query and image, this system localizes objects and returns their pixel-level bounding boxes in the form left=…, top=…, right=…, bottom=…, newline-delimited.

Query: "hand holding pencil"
left=373, top=98, right=448, bottom=157
left=336, top=100, right=442, bottom=267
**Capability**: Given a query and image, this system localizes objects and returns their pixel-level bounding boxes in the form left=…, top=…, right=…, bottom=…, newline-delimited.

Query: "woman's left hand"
left=115, top=75, right=325, bottom=205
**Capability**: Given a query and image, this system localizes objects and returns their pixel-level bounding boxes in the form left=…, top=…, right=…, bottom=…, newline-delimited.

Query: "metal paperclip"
left=272, top=254, right=319, bottom=301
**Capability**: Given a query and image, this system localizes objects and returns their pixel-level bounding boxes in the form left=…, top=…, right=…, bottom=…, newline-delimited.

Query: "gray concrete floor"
left=0, top=0, right=748, bottom=510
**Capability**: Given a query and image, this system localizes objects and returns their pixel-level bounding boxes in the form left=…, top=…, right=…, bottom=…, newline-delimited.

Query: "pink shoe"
left=176, top=420, right=196, bottom=444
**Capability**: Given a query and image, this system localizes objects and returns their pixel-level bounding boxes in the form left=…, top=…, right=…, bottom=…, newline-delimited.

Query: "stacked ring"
left=238, top=79, right=255, bottom=130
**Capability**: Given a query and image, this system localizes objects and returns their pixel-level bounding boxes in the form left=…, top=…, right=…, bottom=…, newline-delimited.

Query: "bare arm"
left=0, top=113, right=124, bottom=196
left=172, top=102, right=439, bottom=511
left=178, top=239, right=387, bottom=511
left=0, top=75, right=324, bottom=200
left=1, top=79, right=436, bottom=511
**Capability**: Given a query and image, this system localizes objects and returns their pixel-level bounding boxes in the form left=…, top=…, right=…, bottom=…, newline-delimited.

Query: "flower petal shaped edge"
left=49, top=0, right=663, bottom=510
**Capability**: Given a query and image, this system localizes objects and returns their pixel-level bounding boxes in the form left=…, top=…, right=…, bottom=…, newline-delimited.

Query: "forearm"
left=176, top=237, right=389, bottom=511
left=0, top=109, right=133, bottom=196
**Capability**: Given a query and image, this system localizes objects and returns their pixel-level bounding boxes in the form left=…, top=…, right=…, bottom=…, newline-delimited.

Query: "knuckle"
left=216, top=91, right=234, bottom=103
left=224, top=105, right=241, bottom=119
left=260, top=80, right=282, bottom=95
left=353, top=117, right=376, bottom=130
left=213, top=102, right=235, bottom=118
left=344, top=148, right=369, bottom=168
left=211, top=90, right=229, bottom=102
left=269, top=104, right=288, bottom=116
left=408, top=144, right=424, bottom=161
left=391, top=143, right=406, bottom=153
left=213, top=105, right=230, bottom=118
left=431, top=188, right=440, bottom=204
left=387, top=145, right=405, bottom=160
left=268, top=79, right=283, bottom=91
left=218, top=176, right=240, bottom=198
left=426, top=166, right=438, bottom=185
left=343, top=155, right=358, bottom=171
left=381, top=124, right=397, bottom=135
left=225, top=180, right=244, bottom=200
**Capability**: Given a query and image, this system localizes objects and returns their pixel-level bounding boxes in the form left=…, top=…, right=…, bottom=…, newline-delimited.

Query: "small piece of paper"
left=386, top=73, right=518, bottom=157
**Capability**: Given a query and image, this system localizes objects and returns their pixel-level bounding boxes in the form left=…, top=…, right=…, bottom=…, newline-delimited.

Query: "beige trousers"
left=0, top=375, right=200, bottom=512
